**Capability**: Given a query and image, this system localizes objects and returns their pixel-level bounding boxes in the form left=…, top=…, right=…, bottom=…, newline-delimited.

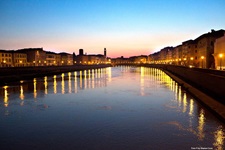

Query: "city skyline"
left=1, top=0, right=225, bottom=58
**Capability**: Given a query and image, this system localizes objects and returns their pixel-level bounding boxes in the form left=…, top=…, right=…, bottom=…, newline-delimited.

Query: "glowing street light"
left=219, top=53, right=223, bottom=70
left=201, top=56, right=204, bottom=68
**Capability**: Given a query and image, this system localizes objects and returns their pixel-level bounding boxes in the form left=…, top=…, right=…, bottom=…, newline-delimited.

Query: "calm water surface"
left=0, top=66, right=224, bottom=150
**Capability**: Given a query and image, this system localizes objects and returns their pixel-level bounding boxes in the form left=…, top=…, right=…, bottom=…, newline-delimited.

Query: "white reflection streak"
left=214, top=126, right=225, bottom=150
left=53, top=75, right=57, bottom=94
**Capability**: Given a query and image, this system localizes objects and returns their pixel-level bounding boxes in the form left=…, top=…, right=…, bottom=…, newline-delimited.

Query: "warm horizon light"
left=0, top=0, right=225, bottom=58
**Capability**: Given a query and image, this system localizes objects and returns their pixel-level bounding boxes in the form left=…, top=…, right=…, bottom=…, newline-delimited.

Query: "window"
left=195, top=56, right=197, bottom=60
left=195, top=50, right=197, bottom=53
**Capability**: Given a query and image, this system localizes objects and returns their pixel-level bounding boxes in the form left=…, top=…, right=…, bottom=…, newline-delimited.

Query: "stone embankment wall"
left=0, top=64, right=111, bottom=85
left=143, top=64, right=225, bottom=104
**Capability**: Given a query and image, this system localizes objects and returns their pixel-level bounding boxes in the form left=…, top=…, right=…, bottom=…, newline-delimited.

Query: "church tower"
left=104, top=48, right=106, bottom=57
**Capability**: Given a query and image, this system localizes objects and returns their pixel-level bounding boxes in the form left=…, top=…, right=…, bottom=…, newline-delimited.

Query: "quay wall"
left=142, top=64, right=225, bottom=104
left=0, top=64, right=111, bottom=85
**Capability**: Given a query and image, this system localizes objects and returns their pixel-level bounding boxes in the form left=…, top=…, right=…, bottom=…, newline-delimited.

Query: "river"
left=0, top=66, right=224, bottom=150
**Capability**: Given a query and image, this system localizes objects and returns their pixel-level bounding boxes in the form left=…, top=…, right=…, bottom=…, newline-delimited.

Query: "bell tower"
left=104, top=48, right=106, bottom=57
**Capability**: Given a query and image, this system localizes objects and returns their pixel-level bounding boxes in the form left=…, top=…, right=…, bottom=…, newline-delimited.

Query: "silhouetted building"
left=79, top=49, right=84, bottom=56
left=104, top=48, right=106, bottom=57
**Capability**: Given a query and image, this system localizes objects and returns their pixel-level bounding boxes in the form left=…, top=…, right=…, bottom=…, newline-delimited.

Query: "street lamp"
left=201, top=56, right=204, bottom=68
left=219, top=53, right=223, bottom=70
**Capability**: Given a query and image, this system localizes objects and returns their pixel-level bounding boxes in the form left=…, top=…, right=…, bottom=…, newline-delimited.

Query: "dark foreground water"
left=0, top=66, right=224, bottom=150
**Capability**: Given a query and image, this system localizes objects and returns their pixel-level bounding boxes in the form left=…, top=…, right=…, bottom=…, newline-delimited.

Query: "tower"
left=79, top=49, right=84, bottom=56
left=104, top=48, right=106, bottom=57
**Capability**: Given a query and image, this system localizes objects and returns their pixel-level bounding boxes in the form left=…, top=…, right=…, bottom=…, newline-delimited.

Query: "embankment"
left=142, top=64, right=225, bottom=122
left=0, top=64, right=111, bottom=85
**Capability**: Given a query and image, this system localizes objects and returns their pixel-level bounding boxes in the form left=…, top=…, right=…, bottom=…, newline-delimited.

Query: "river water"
left=0, top=66, right=224, bottom=150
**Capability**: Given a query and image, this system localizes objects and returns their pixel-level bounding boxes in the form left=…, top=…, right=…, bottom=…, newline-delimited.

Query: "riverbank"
left=164, top=70, right=225, bottom=123
left=135, top=64, right=225, bottom=122
left=0, top=64, right=111, bottom=85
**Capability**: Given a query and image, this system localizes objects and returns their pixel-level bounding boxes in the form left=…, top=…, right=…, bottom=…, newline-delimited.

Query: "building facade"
left=214, top=33, right=225, bottom=70
left=12, top=52, right=27, bottom=67
left=0, top=50, right=13, bottom=67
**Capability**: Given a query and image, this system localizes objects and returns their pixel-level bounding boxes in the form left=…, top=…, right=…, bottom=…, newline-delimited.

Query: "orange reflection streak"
left=140, top=67, right=145, bottom=96
left=68, top=72, right=71, bottom=93
left=178, top=86, right=181, bottom=107
left=84, top=70, right=87, bottom=89
left=53, top=75, right=57, bottom=94
left=33, top=78, right=37, bottom=98
left=88, top=70, right=91, bottom=89
left=44, top=76, right=48, bottom=94
left=79, top=71, right=82, bottom=89
left=61, top=73, right=65, bottom=94
left=74, top=72, right=78, bottom=93
left=214, top=126, right=225, bottom=150
left=92, top=69, right=95, bottom=89
left=183, top=93, right=187, bottom=113
left=198, top=109, right=205, bottom=140
left=97, top=69, right=100, bottom=87
left=189, top=99, right=194, bottom=117
left=3, top=86, right=9, bottom=107
left=20, top=85, right=24, bottom=100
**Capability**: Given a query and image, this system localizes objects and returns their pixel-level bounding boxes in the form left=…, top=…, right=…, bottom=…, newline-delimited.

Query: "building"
left=182, top=40, right=198, bottom=67
left=74, top=48, right=107, bottom=65
left=59, top=52, right=73, bottom=66
left=17, top=48, right=46, bottom=66
left=55, top=54, right=62, bottom=66
left=214, top=33, right=225, bottom=70
left=46, top=51, right=57, bottom=66
left=0, top=50, right=13, bottom=67
left=12, top=51, right=27, bottom=67
left=195, top=29, right=224, bottom=68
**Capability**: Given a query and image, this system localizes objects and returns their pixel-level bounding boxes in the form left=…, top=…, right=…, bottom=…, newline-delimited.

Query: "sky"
left=0, top=0, right=225, bottom=58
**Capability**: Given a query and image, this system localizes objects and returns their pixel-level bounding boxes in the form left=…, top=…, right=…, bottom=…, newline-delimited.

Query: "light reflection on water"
left=0, top=66, right=224, bottom=150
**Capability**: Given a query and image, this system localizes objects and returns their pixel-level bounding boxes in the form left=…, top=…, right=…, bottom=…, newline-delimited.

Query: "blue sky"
left=0, top=0, right=225, bottom=57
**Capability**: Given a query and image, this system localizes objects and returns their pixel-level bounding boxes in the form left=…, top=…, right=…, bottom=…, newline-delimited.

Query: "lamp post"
left=201, top=56, right=204, bottom=68
left=219, top=53, right=223, bottom=70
